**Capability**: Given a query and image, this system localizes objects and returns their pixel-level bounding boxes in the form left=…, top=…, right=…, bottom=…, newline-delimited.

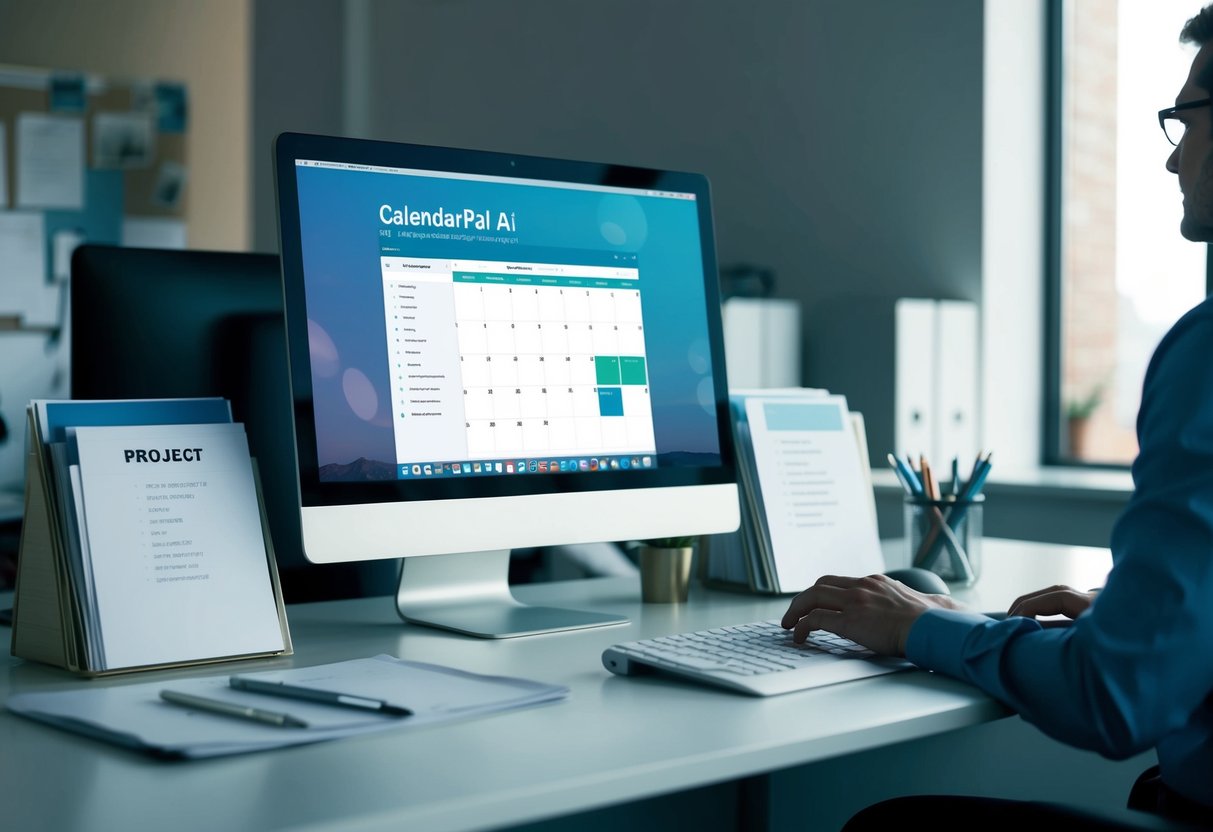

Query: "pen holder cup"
left=903, top=495, right=983, bottom=588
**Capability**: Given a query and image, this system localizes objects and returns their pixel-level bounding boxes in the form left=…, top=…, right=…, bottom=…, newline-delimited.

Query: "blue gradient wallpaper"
left=294, top=164, right=723, bottom=468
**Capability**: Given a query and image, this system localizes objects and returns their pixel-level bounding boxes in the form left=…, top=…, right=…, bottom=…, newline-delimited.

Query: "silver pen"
left=159, top=689, right=309, bottom=728
left=229, top=676, right=412, bottom=717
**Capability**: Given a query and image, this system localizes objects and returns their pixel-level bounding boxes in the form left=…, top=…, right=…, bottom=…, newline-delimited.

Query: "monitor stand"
left=394, top=549, right=629, bottom=638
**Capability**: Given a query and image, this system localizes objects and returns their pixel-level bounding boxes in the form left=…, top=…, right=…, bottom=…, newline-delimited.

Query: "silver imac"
left=273, top=132, right=739, bottom=638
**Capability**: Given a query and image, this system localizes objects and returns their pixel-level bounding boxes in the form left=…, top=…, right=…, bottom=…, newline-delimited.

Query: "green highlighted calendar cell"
left=595, top=355, right=645, bottom=386
left=595, top=356, right=621, bottom=385
left=620, top=356, right=647, bottom=385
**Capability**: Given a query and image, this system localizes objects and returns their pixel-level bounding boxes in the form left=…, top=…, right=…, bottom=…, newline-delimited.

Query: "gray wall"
left=250, top=0, right=347, bottom=253
left=251, top=0, right=987, bottom=462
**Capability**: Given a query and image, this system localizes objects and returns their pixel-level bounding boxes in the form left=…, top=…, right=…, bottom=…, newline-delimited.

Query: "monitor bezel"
left=273, top=131, right=736, bottom=510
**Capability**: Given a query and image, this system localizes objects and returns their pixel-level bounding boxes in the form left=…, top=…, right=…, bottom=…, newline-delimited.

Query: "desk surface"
left=0, top=539, right=1112, bottom=832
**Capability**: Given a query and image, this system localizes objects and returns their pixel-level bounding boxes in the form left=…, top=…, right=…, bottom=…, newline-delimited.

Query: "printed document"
left=72, top=422, right=285, bottom=669
left=6, top=655, right=570, bottom=759
left=743, top=394, right=884, bottom=591
left=16, top=112, right=84, bottom=210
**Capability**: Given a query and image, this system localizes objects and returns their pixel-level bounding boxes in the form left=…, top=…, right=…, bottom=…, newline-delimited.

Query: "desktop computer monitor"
left=68, top=244, right=400, bottom=602
left=273, top=132, right=740, bottom=637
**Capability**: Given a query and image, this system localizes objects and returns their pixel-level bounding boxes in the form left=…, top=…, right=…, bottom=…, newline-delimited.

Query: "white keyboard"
left=601, top=620, right=912, bottom=696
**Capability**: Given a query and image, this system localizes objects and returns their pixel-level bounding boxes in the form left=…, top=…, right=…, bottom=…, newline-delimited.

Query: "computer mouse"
left=884, top=567, right=951, bottom=596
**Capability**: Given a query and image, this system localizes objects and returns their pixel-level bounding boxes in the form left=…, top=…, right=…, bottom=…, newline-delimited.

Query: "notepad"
left=5, top=655, right=570, bottom=759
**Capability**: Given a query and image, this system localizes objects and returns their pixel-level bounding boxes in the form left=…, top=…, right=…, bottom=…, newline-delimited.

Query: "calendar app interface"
left=385, top=256, right=656, bottom=476
left=294, top=154, right=723, bottom=486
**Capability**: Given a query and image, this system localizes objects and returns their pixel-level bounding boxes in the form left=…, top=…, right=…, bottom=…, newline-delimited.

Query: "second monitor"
left=274, top=133, right=740, bottom=637
left=69, top=244, right=400, bottom=603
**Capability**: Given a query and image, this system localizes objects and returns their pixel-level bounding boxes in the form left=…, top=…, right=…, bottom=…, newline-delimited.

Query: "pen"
left=887, top=453, right=921, bottom=496
left=159, top=689, right=309, bottom=728
left=229, top=676, right=413, bottom=717
left=898, top=454, right=924, bottom=494
left=960, top=451, right=993, bottom=501
left=920, top=455, right=940, bottom=501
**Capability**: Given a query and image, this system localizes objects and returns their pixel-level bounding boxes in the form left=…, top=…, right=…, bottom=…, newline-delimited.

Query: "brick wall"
left=1061, top=0, right=1137, bottom=462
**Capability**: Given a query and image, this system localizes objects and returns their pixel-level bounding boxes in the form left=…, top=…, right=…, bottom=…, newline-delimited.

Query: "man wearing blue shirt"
left=782, top=5, right=1213, bottom=829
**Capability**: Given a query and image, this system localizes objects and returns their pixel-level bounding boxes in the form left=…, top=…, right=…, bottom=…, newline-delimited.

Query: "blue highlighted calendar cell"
left=597, top=387, right=624, bottom=417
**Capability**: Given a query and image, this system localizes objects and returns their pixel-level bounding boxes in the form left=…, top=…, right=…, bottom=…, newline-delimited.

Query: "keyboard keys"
left=613, top=619, right=875, bottom=680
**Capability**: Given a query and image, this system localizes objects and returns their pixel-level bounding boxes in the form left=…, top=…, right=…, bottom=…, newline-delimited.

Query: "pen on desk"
left=229, top=676, right=413, bottom=717
left=159, top=689, right=309, bottom=728
left=950, top=457, right=960, bottom=497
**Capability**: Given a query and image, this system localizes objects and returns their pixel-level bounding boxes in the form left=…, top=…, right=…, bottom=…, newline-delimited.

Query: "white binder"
left=722, top=298, right=801, bottom=388
left=894, top=298, right=937, bottom=459
left=894, top=298, right=979, bottom=468
left=934, top=300, right=979, bottom=469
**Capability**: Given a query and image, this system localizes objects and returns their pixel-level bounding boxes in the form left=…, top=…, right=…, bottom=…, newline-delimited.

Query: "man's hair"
left=1182, top=6, right=1213, bottom=93
left=1181, top=5, right=1213, bottom=45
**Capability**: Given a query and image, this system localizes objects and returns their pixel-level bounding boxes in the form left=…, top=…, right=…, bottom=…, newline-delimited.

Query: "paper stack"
left=6, top=654, right=568, bottom=760
left=12, top=398, right=292, bottom=675
left=701, top=389, right=884, bottom=594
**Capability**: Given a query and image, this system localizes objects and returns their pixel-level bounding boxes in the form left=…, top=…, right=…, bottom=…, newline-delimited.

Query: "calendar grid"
left=382, top=257, right=657, bottom=470
left=454, top=271, right=656, bottom=459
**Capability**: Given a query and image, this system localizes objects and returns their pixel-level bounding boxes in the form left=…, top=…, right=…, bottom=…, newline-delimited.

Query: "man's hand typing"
left=780, top=573, right=964, bottom=657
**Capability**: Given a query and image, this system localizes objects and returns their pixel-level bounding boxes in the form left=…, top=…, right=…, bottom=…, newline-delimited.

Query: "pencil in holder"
left=903, top=494, right=984, bottom=588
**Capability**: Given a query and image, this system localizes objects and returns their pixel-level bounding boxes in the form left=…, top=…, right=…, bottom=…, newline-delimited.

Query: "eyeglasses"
left=1159, top=98, right=1213, bottom=145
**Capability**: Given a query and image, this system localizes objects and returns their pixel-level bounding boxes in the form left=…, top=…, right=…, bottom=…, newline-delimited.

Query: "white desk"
left=0, top=539, right=1114, bottom=832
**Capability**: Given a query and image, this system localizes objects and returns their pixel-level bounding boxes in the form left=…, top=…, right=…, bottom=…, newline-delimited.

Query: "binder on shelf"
left=722, top=298, right=802, bottom=388
left=934, top=300, right=979, bottom=469
left=701, top=388, right=885, bottom=595
left=894, top=298, right=936, bottom=460
left=12, top=398, right=293, bottom=676
left=894, top=298, right=979, bottom=466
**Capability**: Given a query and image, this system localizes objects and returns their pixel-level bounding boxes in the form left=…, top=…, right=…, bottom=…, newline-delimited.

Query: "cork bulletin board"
left=0, top=64, right=189, bottom=495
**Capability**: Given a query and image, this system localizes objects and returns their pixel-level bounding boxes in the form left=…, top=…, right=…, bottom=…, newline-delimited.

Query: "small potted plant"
left=636, top=536, right=697, bottom=603
left=1065, top=383, right=1104, bottom=458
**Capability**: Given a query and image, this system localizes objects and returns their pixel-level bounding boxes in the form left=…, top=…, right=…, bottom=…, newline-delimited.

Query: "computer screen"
left=274, top=132, right=740, bottom=637
left=68, top=244, right=400, bottom=603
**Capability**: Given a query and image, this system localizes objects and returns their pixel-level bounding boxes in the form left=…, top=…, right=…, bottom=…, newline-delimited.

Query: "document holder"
left=11, top=407, right=293, bottom=677
left=700, top=390, right=883, bottom=595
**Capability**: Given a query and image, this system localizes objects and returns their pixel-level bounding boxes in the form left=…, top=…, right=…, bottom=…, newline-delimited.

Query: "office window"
left=1050, top=0, right=1208, bottom=466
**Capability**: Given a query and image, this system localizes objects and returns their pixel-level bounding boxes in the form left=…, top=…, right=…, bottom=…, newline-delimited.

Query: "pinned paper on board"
left=154, top=82, right=188, bottom=133
left=52, top=228, right=86, bottom=282
left=16, top=112, right=85, bottom=210
left=123, top=216, right=186, bottom=249
left=49, top=73, right=86, bottom=113
left=0, top=211, right=53, bottom=324
left=92, top=111, right=156, bottom=169
left=152, top=160, right=187, bottom=208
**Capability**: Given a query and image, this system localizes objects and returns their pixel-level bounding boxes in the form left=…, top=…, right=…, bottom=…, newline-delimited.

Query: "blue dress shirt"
left=906, top=295, right=1213, bottom=809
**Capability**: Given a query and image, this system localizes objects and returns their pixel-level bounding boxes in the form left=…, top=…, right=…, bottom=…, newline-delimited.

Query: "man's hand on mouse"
left=781, top=573, right=964, bottom=657
left=1007, top=584, right=1098, bottom=620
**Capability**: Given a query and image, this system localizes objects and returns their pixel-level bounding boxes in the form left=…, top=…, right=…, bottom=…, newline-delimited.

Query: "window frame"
left=1042, top=0, right=1213, bottom=469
